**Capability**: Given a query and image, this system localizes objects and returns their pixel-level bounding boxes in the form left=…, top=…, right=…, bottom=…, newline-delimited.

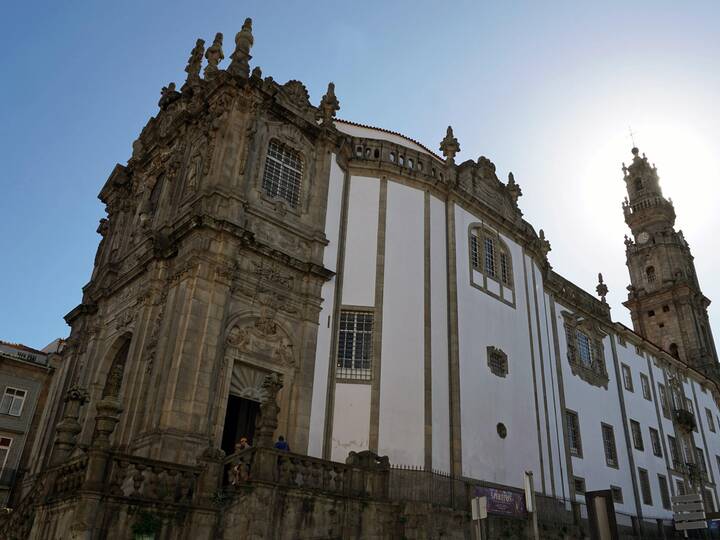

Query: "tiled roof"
left=335, top=118, right=444, bottom=161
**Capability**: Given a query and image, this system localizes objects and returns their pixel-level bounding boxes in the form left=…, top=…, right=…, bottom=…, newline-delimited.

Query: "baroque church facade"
left=5, top=17, right=720, bottom=539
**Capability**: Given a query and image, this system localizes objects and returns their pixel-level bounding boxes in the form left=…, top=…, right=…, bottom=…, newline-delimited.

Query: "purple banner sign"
left=474, top=487, right=527, bottom=517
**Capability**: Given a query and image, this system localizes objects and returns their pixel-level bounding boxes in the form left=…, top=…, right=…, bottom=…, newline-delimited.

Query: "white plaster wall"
left=454, top=205, right=542, bottom=489
left=341, top=176, right=379, bottom=307
left=692, top=379, right=720, bottom=507
left=431, top=195, right=451, bottom=472
left=308, top=155, right=344, bottom=457
left=378, top=181, right=425, bottom=467
left=615, top=343, right=673, bottom=519
left=331, top=383, right=371, bottom=462
left=557, top=304, right=638, bottom=517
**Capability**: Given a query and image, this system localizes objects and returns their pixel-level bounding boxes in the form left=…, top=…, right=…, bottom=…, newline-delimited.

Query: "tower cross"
left=628, top=126, right=637, bottom=148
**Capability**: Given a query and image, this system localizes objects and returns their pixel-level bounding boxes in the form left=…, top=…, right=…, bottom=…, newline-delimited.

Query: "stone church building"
left=4, top=18, right=720, bottom=539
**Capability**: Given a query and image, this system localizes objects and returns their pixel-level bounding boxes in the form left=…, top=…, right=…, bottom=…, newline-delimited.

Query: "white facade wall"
left=378, top=181, right=425, bottom=466
left=308, top=155, right=344, bottom=457
left=455, top=206, right=542, bottom=489
left=308, top=127, right=720, bottom=524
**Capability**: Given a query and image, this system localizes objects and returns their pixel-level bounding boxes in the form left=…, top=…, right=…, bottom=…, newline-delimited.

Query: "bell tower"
left=622, top=147, right=718, bottom=373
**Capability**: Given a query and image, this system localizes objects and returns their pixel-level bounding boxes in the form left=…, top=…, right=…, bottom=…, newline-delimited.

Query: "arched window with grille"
left=262, top=139, right=303, bottom=208
left=646, top=266, right=656, bottom=284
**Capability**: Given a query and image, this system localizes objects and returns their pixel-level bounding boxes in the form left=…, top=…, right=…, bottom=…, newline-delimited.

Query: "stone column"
left=50, top=386, right=89, bottom=466
left=254, top=373, right=283, bottom=448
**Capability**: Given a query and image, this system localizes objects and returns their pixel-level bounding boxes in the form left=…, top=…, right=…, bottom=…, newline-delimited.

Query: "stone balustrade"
left=225, top=447, right=388, bottom=499
left=49, top=455, right=88, bottom=499
left=107, top=453, right=199, bottom=505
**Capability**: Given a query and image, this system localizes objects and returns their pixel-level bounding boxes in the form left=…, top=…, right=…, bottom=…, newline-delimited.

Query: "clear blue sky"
left=1, top=1, right=719, bottom=349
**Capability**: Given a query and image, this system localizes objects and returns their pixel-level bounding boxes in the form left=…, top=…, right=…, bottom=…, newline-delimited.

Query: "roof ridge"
left=335, top=118, right=444, bottom=161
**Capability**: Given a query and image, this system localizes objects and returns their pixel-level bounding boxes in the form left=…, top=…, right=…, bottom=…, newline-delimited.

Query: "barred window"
left=484, top=237, right=496, bottom=278
left=658, top=475, right=671, bottom=510
left=470, top=235, right=480, bottom=269
left=630, top=420, right=644, bottom=451
left=639, top=468, right=652, bottom=505
left=573, top=477, right=586, bottom=495
left=650, top=428, right=662, bottom=457
left=640, top=374, right=651, bottom=400
left=576, top=331, right=593, bottom=365
left=336, top=310, right=373, bottom=381
left=697, top=447, right=707, bottom=476
left=602, top=423, right=618, bottom=468
left=262, top=139, right=303, bottom=208
left=500, top=252, right=511, bottom=285
left=566, top=410, right=582, bottom=457
left=0, top=387, right=26, bottom=417
left=622, top=364, right=633, bottom=392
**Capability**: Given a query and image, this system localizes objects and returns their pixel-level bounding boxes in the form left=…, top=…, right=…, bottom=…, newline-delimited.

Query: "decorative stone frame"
left=467, top=223, right=515, bottom=308
left=561, top=311, right=609, bottom=389
left=486, top=346, right=508, bottom=378
left=249, top=121, right=318, bottom=218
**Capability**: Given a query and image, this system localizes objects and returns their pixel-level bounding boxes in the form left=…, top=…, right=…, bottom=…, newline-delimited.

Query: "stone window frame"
left=601, top=423, right=619, bottom=469
left=573, top=476, right=586, bottom=495
left=250, top=122, right=318, bottom=218
left=562, top=312, right=609, bottom=389
left=611, top=485, right=624, bottom=504
left=486, top=346, right=509, bottom=378
left=566, top=409, right=583, bottom=458
left=467, top=224, right=516, bottom=308
left=0, top=386, right=27, bottom=417
left=621, top=364, right=634, bottom=393
left=335, top=307, right=374, bottom=383
left=261, top=138, right=304, bottom=209
left=640, top=373, right=652, bottom=401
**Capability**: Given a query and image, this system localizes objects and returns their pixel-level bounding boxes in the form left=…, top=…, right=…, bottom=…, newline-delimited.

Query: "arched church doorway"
left=221, top=395, right=260, bottom=456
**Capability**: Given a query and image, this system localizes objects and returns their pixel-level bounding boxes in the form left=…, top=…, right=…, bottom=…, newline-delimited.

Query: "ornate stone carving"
left=185, top=38, right=205, bottom=84
left=51, top=386, right=90, bottom=465
left=317, top=82, right=340, bottom=126
left=345, top=450, right=390, bottom=469
left=204, top=33, right=224, bottom=78
left=254, top=373, right=284, bottom=448
left=252, top=260, right=293, bottom=289
left=281, top=80, right=311, bottom=110
left=562, top=311, right=609, bottom=389
left=226, top=314, right=295, bottom=368
left=439, top=126, right=460, bottom=165
left=596, top=273, right=608, bottom=304
left=507, top=172, right=522, bottom=203
left=487, top=346, right=509, bottom=378
left=538, top=229, right=551, bottom=258
left=228, top=18, right=253, bottom=79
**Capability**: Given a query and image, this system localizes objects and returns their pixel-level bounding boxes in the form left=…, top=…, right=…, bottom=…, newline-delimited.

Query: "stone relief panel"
left=225, top=315, right=295, bottom=369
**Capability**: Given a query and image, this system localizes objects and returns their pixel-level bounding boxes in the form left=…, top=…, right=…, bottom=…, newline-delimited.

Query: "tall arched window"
left=103, top=337, right=131, bottom=399
left=635, top=178, right=644, bottom=191
left=262, top=139, right=303, bottom=208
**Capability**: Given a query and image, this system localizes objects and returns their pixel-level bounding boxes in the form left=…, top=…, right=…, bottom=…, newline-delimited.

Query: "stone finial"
left=204, top=33, right=225, bottom=78
left=158, top=82, right=180, bottom=110
left=228, top=18, right=254, bottom=79
left=254, top=373, right=284, bottom=448
left=538, top=229, right=551, bottom=257
left=439, top=126, right=460, bottom=165
left=624, top=234, right=633, bottom=247
left=507, top=172, right=522, bottom=203
left=596, top=273, right=609, bottom=303
left=185, top=38, right=205, bottom=84
left=317, top=82, right=340, bottom=126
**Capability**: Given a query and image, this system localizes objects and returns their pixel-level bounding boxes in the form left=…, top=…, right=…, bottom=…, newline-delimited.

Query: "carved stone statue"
left=158, top=82, right=180, bottom=110
left=185, top=38, right=205, bottom=83
left=596, top=273, right=609, bottom=304
left=439, top=126, right=460, bottom=165
left=228, top=18, right=254, bottom=79
left=254, top=373, right=283, bottom=448
left=317, top=82, right=340, bottom=126
left=204, top=33, right=225, bottom=78
left=345, top=450, right=390, bottom=470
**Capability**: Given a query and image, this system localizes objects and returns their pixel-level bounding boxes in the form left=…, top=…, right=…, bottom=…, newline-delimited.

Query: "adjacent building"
left=0, top=341, right=61, bottom=506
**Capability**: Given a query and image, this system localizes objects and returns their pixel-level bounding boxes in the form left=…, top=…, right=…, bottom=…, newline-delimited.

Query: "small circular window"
left=497, top=423, right=507, bottom=439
